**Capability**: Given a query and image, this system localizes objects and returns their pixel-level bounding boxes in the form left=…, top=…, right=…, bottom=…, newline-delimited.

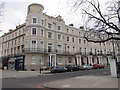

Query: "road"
left=2, top=68, right=110, bottom=88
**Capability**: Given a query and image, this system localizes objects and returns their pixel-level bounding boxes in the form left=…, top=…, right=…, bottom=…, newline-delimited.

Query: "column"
left=79, top=55, right=82, bottom=66
left=88, top=56, right=92, bottom=65
left=95, top=57, right=97, bottom=64
left=98, top=56, right=101, bottom=64
left=101, top=57, right=103, bottom=65
left=49, top=55, right=52, bottom=67
left=77, top=57, right=79, bottom=66
left=54, top=54, right=57, bottom=66
left=90, top=57, right=93, bottom=65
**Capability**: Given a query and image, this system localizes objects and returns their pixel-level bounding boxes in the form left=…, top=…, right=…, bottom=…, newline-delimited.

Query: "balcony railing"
left=23, top=48, right=75, bottom=55
left=1, top=53, right=24, bottom=58
left=75, top=51, right=109, bottom=56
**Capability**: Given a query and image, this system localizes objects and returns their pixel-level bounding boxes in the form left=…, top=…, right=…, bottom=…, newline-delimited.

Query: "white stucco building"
left=0, top=3, right=116, bottom=71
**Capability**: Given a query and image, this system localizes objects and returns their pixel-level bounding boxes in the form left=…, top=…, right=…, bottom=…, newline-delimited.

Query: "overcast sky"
left=0, top=0, right=84, bottom=36
left=0, top=0, right=108, bottom=36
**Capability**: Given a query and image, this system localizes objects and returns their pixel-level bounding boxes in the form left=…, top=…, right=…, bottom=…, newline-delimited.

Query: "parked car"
left=50, top=66, right=67, bottom=73
left=82, top=64, right=93, bottom=70
left=79, top=66, right=86, bottom=70
left=65, top=65, right=80, bottom=71
left=92, top=64, right=105, bottom=69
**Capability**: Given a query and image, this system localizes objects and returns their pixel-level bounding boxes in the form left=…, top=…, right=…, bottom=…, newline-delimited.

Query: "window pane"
left=67, top=37, right=69, bottom=41
left=48, top=32, right=52, bottom=38
left=57, top=57, right=62, bottom=64
left=41, top=29, right=44, bottom=36
left=41, top=19, right=44, bottom=25
left=58, top=34, right=61, bottom=40
left=48, top=23, right=52, bottom=28
left=33, top=18, right=37, bottom=23
left=72, top=37, right=74, bottom=42
left=58, top=26, right=61, bottom=30
left=32, top=28, right=36, bottom=35
left=79, top=39, right=81, bottom=43
left=68, top=57, right=72, bottom=63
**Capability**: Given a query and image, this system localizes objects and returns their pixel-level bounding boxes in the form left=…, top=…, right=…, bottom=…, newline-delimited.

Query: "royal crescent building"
left=0, top=3, right=119, bottom=71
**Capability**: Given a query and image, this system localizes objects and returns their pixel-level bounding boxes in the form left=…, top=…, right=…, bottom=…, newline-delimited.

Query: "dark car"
left=92, top=64, right=105, bottom=69
left=66, top=65, right=80, bottom=71
left=50, top=66, right=67, bottom=73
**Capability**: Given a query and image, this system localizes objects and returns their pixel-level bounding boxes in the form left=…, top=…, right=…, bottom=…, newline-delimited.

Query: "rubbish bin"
left=117, top=62, right=120, bottom=78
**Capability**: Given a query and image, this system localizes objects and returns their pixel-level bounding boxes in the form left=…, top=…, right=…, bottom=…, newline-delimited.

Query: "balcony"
left=23, top=48, right=75, bottom=55
left=23, top=48, right=48, bottom=54
left=56, top=50, right=75, bottom=55
left=1, top=53, right=24, bottom=58
left=75, top=51, right=108, bottom=56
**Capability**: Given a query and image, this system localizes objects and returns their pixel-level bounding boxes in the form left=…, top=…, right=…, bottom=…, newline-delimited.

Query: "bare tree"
left=73, top=0, right=120, bottom=43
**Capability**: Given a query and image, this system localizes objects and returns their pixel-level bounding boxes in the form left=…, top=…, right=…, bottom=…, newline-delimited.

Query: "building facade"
left=0, top=3, right=114, bottom=71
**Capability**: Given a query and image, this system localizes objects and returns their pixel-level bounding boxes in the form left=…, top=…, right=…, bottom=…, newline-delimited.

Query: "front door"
left=81, top=57, right=84, bottom=65
left=75, top=57, right=77, bottom=65
left=97, top=57, right=99, bottom=64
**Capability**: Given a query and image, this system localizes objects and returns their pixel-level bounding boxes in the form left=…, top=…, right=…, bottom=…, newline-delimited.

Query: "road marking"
left=62, top=84, right=71, bottom=88
left=74, top=77, right=81, bottom=79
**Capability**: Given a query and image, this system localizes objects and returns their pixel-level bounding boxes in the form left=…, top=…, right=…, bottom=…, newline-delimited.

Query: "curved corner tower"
left=27, top=3, right=44, bottom=15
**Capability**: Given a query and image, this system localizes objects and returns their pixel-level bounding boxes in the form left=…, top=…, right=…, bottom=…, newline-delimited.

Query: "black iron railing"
left=23, top=48, right=75, bottom=55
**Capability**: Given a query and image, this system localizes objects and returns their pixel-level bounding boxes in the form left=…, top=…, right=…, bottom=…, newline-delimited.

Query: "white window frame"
left=57, top=25, right=62, bottom=31
left=31, top=39, right=37, bottom=49
left=72, top=37, right=74, bottom=43
left=32, top=17, right=37, bottom=24
left=40, top=28, right=44, bottom=37
left=40, top=55, right=44, bottom=64
left=31, top=55, right=36, bottom=65
left=57, top=44, right=62, bottom=51
left=41, top=19, right=44, bottom=26
left=72, top=46, right=76, bottom=53
left=57, top=56, right=62, bottom=64
left=40, top=40, right=44, bottom=49
left=57, top=33, right=62, bottom=40
left=31, top=27, right=37, bottom=35
left=47, top=31, right=52, bottom=39
left=68, top=57, right=72, bottom=64
left=48, top=23, right=52, bottom=29
left=79, top=39, right=81, bottom=43
left=67, top=36, right=70, bottom=42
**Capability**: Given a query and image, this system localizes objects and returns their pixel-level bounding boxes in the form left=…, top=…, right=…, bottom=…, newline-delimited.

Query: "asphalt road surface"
left=2, top=68, right=110, bottom=88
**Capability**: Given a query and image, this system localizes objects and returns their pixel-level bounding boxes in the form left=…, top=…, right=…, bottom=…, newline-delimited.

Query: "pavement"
left=43, top=74, right=119, bottom=89
left=1, top=69, right=120, bottom=89
left=1, top=69, right=50, bottom=79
